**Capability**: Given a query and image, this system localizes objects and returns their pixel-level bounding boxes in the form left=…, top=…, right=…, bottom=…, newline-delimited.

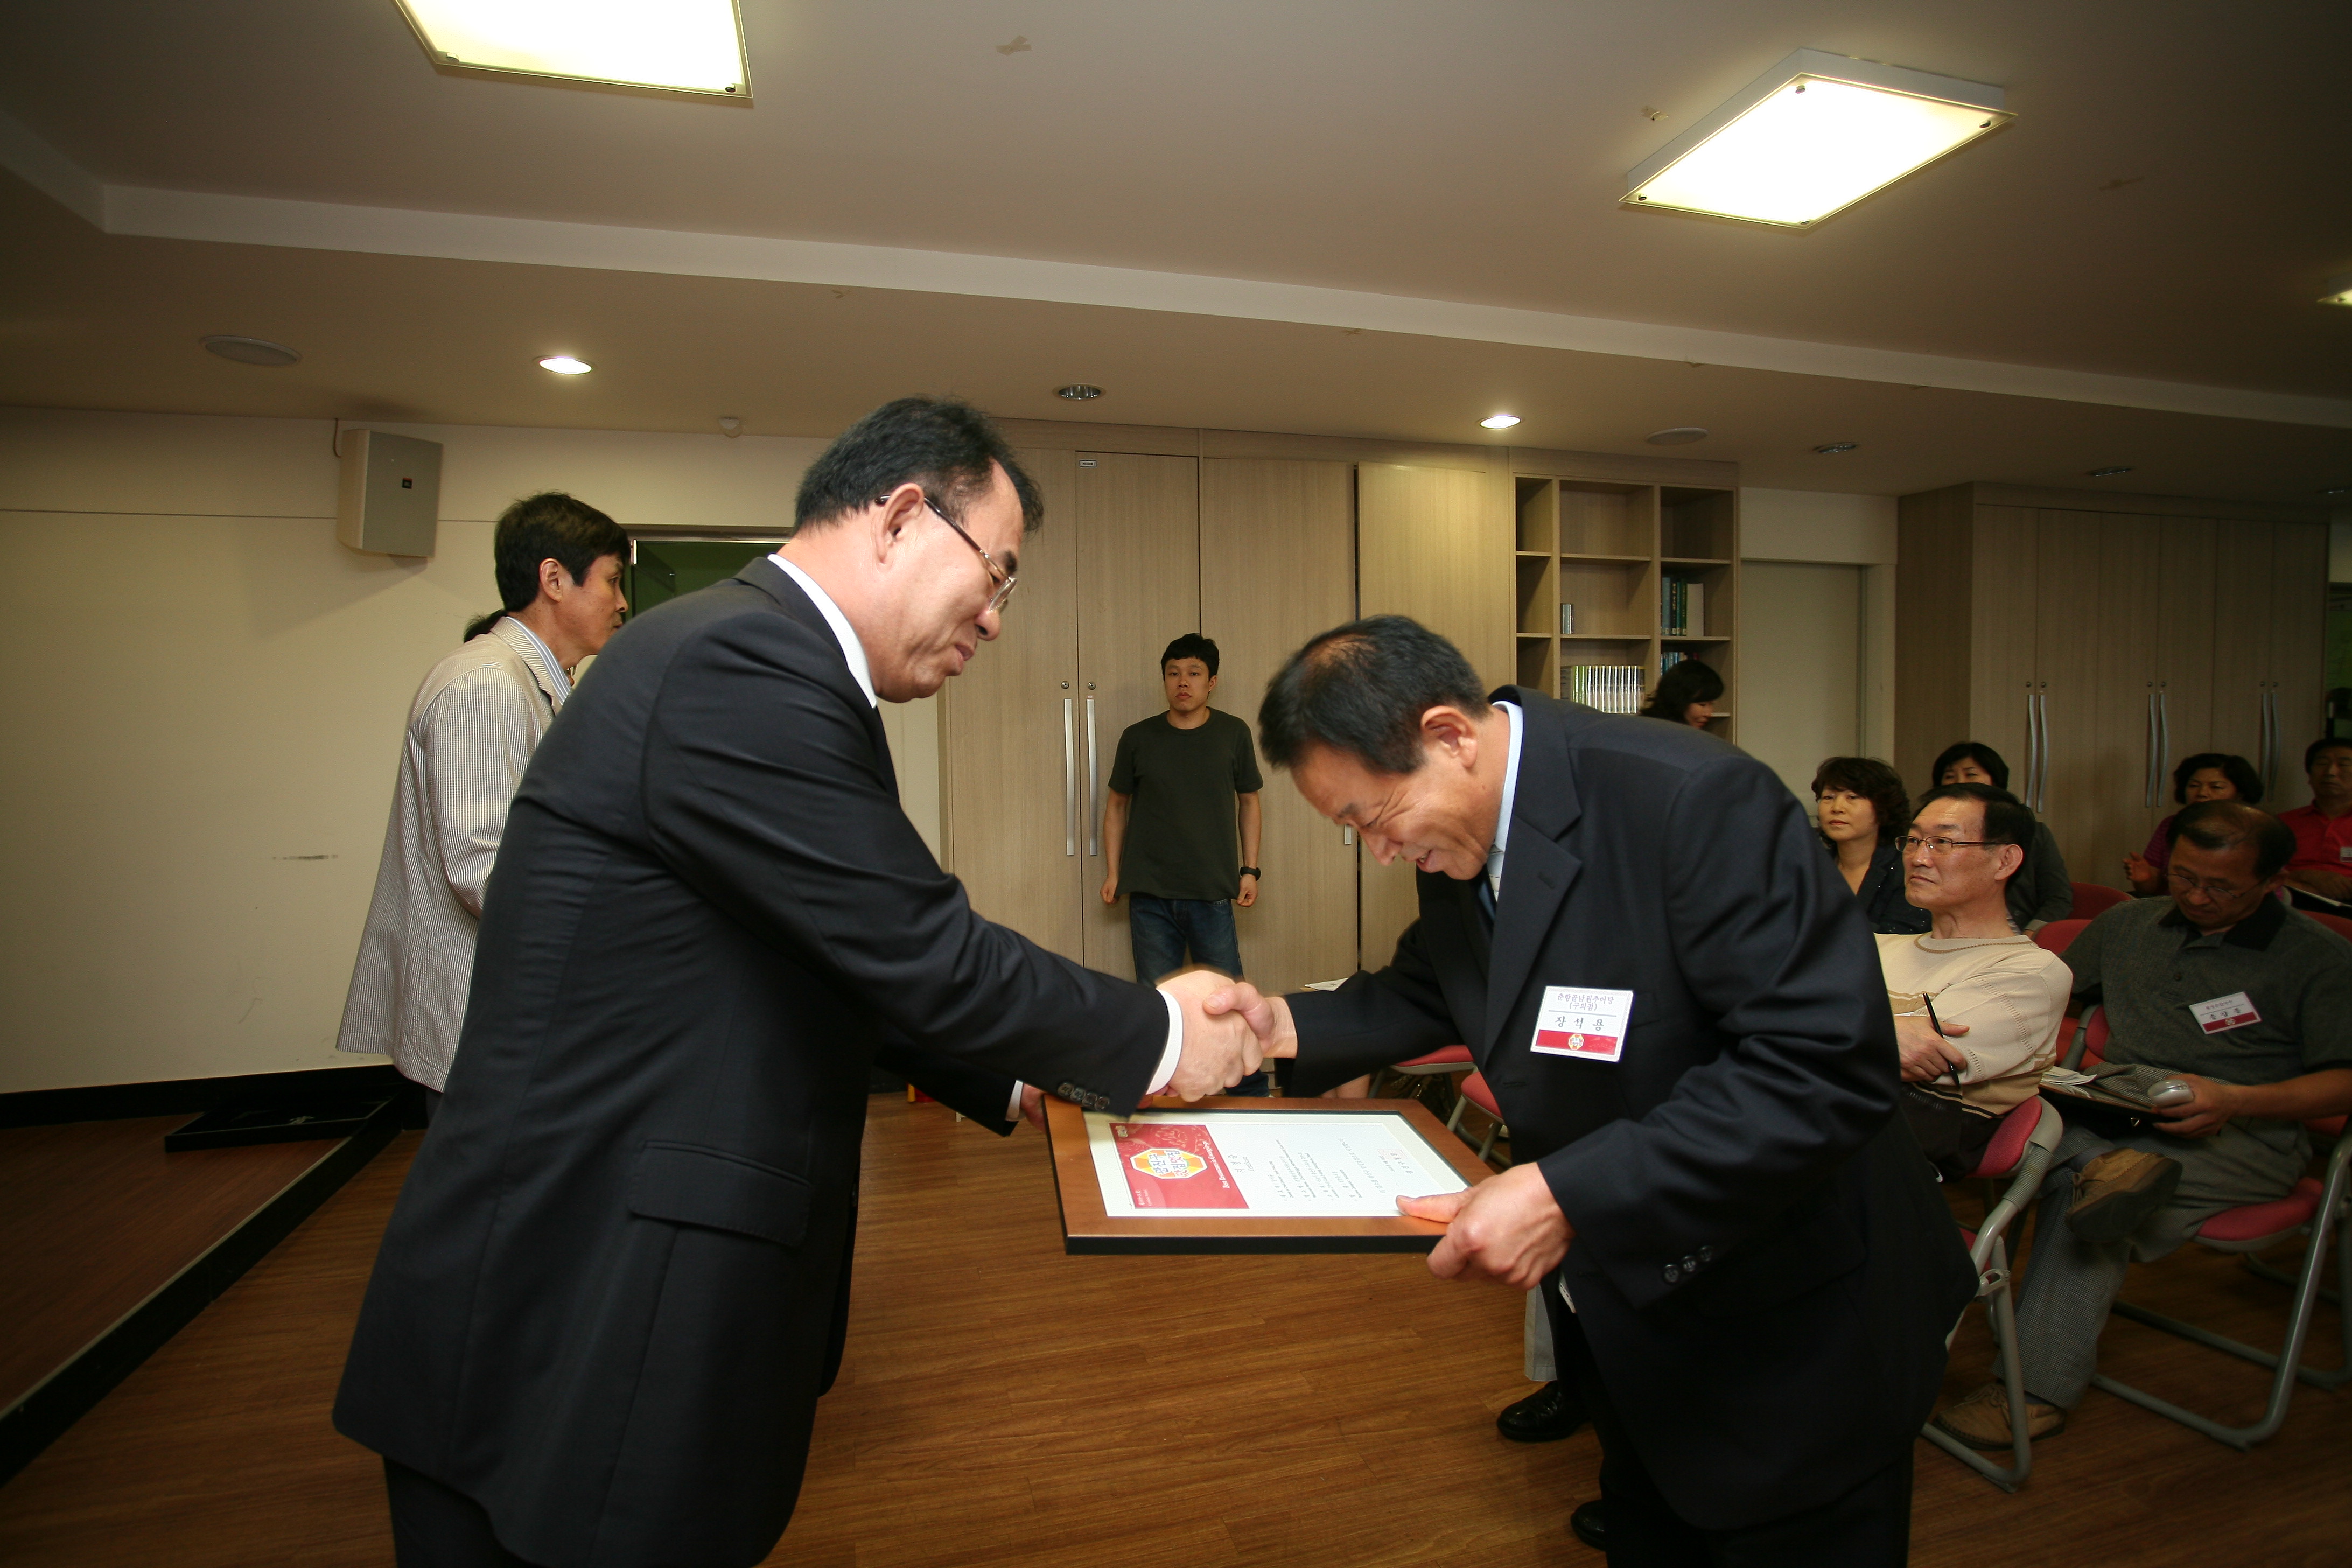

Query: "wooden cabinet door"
left=1356, top=463, right=1511, bottom=972
left=1076, top=453, right=1202, bottom=979
left=939, top=449, right=1084, bottom=960
left=2269, top=521, right=2329, bottom=813
left=2152, top=514, right=2218, bottom=797
left=2079, top=513, right=2161, bottom=890
left=1964, top=505, right=2039, bottom=794
left=2210, top=520, right=2276, bottom=796
left=1201, top=458, right=1359, bottom=991
left=2033, top=511, right=2104, bottom=869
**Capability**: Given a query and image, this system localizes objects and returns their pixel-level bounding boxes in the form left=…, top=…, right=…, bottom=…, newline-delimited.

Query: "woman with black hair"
left=1638, top=657, right=1723, bottom=727
left=1813, top=756, right=1930, bottom=934
left=1930, top=741, right=2074, bottom=930
left=2123, top=753, right=2262, bottom=894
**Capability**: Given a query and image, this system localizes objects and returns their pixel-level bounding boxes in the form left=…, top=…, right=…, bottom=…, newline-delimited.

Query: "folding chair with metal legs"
left=1366, top=1044, right=1474, bottom=1102
left=2089, top=1122, right=2352, bottom=1448
left=1444, top=1070, right=1508, bottom=1165
left=1922, top=1097, right=2066, bottom=1492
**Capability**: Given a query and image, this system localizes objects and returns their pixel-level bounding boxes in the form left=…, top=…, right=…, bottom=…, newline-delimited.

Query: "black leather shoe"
left=1496, top=1381, right=1587, bottom=1443
left=1569, top=1500, right=1608, bottom=1552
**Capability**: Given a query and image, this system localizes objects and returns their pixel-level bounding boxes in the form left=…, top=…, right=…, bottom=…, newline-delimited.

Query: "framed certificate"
left=1042, top=1095, right=1494, bottom=1254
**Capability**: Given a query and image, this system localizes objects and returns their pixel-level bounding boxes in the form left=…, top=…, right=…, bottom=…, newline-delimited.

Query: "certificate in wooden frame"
left=1042, top=1095, right=1494, bottom=1255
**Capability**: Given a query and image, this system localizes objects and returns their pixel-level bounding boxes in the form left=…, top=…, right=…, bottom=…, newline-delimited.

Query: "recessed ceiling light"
left=2087, top=466, right=2134, bottom=478
left=1481, top=414, right=1522, bottom=429
left=539, top=355, right=592, bottom=374
left=394, top=0, right=750, bottom=96
left=201, top=334, right=301, bottom=367
left=2322, top=485, right=2351, bottom=497
left=1646, top=426, right=1709, bottom=445
left=1057, top=384, right=1104, bottom=401
left=1625, top=49, right=2010, bottom=227
left=1812, top=441, right=1859, bottom=455
left=2321, top=275, right=2352, bottom=307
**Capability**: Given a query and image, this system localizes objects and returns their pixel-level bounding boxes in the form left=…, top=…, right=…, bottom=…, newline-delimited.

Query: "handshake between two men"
left=1147, top=969, right=1573, bottom=1292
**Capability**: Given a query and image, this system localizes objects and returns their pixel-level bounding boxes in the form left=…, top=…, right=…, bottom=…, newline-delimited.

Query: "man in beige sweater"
left=1880, top=782, right=2071, bottom=1178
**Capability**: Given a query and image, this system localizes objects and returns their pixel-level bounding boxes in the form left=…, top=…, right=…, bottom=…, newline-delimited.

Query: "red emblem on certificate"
left=1110, top=1122, right=1248, bottom=1209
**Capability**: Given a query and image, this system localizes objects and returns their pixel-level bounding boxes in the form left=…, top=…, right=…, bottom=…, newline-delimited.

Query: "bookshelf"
left=1511, top=473, right=1740, bottom=741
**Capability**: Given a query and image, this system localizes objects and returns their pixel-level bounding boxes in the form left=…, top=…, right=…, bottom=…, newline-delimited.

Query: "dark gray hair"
left=793, top=397, right=1040, bottom=535
left=1258, top=616, right=1488, bottom=775
left=2168, top=800, right=2294, bottom=879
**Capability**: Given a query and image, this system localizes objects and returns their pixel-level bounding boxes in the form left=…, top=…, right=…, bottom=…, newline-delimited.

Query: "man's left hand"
left=1235, top=873, right=1258, bottom=908
left=2152, top=1073, right=2236, bottom=1138
left=1397, top=1161, right=1572, bottom=1289
left=1019, top=1084, right=1047, bottom=1131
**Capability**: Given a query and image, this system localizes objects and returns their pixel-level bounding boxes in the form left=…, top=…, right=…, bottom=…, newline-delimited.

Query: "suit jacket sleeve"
left=1284, top=916, right=1461, bottom=1095
left=876, top=1034, right=1021, bottom=1134
left=1538, top=753, right=1901, bottom=1307
left=642, top=611, right=1165, bottom=1112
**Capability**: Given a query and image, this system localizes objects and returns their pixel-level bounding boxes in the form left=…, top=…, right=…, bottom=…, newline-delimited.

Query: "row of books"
left=1660, top=574, right=1707, bottom=638
left=1563, top=664, right=1646, bottom=713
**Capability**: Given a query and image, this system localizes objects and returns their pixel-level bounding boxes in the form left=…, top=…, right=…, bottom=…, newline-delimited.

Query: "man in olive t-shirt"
left=1103, top=635, right=1266, bottom=1092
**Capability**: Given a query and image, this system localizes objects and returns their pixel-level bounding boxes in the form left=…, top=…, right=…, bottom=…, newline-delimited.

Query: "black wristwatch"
left=1238, top=866, right=1261, bottom=879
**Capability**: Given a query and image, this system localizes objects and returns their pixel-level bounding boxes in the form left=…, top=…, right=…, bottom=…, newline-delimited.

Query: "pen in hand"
left=1922, top=992, right=1962, bottom=1085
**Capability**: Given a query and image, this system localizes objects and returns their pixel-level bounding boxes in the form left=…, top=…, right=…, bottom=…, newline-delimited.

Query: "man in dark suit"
left=334, top=399, right=1263, bottom=1568
left=1220, top=617, right=1975, bottom=1565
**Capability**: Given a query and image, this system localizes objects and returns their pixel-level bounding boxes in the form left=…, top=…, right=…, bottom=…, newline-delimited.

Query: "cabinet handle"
left=1061, top=697, right=1076, bottom=857
left=2034, top=691, right=2052, bottom=813
left=1085, top=697, right=1100, bottom=858
left=2144, top=692, right=2159, bottom=809
left=1342, top=825, right=1354, bottom=847
left=2157, top=689, right=2171, bottom=802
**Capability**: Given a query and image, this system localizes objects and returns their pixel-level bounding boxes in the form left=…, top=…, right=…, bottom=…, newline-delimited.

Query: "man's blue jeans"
left=1128, top=893, right=1266, bottom=1096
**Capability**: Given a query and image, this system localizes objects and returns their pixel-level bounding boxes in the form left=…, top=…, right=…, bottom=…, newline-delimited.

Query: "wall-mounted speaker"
left=337, top=429, right=443, bottom=556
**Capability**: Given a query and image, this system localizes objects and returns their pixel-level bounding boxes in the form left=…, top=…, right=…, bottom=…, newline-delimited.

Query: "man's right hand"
left=1894, top=1012, right=1970, bottom=1082
left=1100, top=873, right=1118, bottom=905
left=1158, top=968, right=1265, bottom=1100
left=1203, top=980, right=1297, bottom=1060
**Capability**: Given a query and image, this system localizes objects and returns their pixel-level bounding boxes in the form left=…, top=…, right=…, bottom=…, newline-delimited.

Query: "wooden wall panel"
left=1895, top=484, right=1976, bottom=793
left=1200, top=459, right=1359, bottom=990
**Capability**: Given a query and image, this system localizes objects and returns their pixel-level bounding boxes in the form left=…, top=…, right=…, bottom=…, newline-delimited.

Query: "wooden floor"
left=0, top=1117, right=338, bottom=1410
left=0, top=1101, right=2344, bottom=1565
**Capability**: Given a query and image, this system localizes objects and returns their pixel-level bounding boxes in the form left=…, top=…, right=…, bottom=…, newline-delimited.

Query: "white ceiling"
left=2, top=0, right=2348, bottom=499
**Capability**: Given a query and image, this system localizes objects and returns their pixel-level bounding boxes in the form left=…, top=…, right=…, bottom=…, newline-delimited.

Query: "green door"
left=625, top=538, right=785, bottom=618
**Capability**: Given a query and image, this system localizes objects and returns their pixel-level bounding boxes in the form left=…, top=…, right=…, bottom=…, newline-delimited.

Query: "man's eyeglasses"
left=890, top=491, right=1016, bottom=613
left=2164, top=865, right=2256, bottom=900
left=1901, top=835, right=1997, bottom=857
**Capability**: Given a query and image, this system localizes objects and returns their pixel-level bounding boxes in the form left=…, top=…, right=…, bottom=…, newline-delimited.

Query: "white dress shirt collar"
left=1488, top=700, right=1524, bottom=901
left=769, top=554, right=878, bottom=708
left=495, top=615, right=572, bottom=709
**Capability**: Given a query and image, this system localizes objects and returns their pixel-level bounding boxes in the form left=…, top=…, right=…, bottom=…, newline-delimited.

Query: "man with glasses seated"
left=1879, top=783, right=2071, bottom=1181
left=1934, top=800, right=2352, bottom=1451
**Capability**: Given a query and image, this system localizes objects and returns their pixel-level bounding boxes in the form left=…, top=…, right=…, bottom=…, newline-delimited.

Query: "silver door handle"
left=1061, top=697, right=1076, bottom=857
left=2144, top=691, right=2158, bottom=809
left=2034, top=691, right=2051, bottom=813
left=2157, top=689, right=2170, bottom=794
left=2023, top=687, right=2041, bottom=812
left=1342, top=825, right=1354, bottom=847
left=1085, top=697, right=1100, bottom=858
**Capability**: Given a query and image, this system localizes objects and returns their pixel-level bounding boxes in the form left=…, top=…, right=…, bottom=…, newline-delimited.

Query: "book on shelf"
left=1657, top=574, right=1705, bottom=638
left=1563, top=663, right=1646, bottom=715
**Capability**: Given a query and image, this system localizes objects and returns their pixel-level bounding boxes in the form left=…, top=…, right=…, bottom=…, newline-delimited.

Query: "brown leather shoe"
left=1931, top=1382, right=2064, bottom=1451
left=2067, top=1148, right=2183, bottom=1242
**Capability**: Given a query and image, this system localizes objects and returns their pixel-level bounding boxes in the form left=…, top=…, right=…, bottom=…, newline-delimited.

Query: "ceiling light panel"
left=1626, top=50, right=2009, bottom=228
left=396, top=0, right=751, bottom=96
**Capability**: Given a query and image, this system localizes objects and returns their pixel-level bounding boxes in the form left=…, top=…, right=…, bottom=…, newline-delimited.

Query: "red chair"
left=1445, top=1070, right=1508, bottom=1164
left=1922, top=1097, right=2067, bottom=1492
left=1366, top=1044, right=1473, bottom=1100
left=2032, top=919, right=2090, bottom=958
left=2061, top=1005, right=2352, bottom=1446
left=2068, top=882, right=2131, bottom=920
left=2301, top=910, right=2352, bottom=947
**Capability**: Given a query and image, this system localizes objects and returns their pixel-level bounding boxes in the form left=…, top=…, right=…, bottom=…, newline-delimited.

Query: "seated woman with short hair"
left=1933, top=740, right=2073, bottom=930
left=2124, top=752, right=2261, bottom=895
left=1813, top=755, right=1929, bottom=935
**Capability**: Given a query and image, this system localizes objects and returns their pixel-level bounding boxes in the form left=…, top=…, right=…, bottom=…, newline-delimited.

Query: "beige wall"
left=1739, top=487, right=1899, bottom=772
left=0, top=407, right=948, bottom=1094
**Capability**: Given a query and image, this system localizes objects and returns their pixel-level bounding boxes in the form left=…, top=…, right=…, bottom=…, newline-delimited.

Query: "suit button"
left=1697, top=1245, right=1716, bottom=1263
left=1682, top=1255, right=1699, bottom=1272
left=1663, top=1264, right=1682, bottom=1285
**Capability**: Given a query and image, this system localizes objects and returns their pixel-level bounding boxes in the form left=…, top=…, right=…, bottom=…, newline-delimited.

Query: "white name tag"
left=1531, top=986, right=1635, bottom=1062
left=2190, top=991, right=2260, bottom=1034
left=2338, top=845, right=2352, bottom=862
